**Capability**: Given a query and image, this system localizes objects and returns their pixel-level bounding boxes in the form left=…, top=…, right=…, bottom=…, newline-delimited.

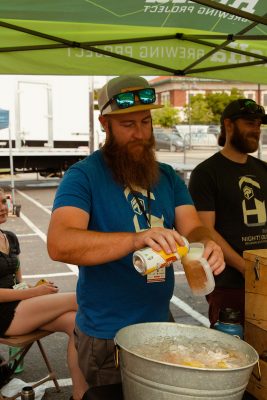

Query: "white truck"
left=0, top=75, right=102, bottom=175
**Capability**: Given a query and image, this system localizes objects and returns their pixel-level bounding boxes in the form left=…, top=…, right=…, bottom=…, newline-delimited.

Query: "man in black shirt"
left=189, top=99, right=267, bottom=327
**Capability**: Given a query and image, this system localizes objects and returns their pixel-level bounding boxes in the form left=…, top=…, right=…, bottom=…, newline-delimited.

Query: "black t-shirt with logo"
left=189, top=152, right=267, bottom=288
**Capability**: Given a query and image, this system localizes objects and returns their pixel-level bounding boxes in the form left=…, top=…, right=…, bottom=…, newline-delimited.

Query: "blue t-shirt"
left=53, top=150, right=193, bottom=338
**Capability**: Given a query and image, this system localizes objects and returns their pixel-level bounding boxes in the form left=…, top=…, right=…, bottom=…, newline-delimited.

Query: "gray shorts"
left=74, top=324, right=121, bottom=387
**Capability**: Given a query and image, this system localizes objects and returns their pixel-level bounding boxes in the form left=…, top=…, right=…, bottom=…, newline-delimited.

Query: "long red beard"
left=102, top=129, right=159, bottom=190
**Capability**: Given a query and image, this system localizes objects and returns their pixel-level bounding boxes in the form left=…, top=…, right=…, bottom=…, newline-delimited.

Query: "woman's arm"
left=15, top=262, right=23, bottom=283
left=0, top=283, right=59, bottom=302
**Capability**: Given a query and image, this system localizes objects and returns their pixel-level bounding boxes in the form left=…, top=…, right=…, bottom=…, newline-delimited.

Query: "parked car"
left=154, top=130, right=184, bottom=152
left=207, top=125, right=220, bottom=136
left=190, top=130, right=217, bottom=147
left=172, top=125, right=218, bottom=147
left=171, top=129, right=217, bottom=148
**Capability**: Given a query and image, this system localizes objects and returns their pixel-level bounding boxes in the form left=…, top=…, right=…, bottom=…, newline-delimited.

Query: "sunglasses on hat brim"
left=101, top=88, right=156, bottom=115
left=230, top=113, right=267, bottom=124
left=238, top=99, right=265, bottom=116
left=226, top=100, right=267, bottom=123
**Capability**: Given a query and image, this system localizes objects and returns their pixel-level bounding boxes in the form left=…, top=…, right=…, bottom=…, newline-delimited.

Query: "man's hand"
left=202, top=240, right=225, bottom=275
left=133, top=227, right=186, bottom=255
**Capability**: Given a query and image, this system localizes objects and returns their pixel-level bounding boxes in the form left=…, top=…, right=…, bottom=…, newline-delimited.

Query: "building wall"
left=150, top=77, right=267, bottom=109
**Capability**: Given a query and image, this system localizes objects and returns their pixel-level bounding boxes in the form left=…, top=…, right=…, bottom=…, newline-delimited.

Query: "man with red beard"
left=189, top=99, right=267, bottom=329
left=47, top=76, right=224, bottom=390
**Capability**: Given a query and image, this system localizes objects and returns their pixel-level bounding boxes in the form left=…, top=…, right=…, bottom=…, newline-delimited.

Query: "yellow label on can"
left=158, top=245, right=189, bottom=262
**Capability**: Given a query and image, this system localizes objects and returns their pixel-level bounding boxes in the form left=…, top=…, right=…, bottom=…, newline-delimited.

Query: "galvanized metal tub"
left=115, top=322, right=258, bottom=400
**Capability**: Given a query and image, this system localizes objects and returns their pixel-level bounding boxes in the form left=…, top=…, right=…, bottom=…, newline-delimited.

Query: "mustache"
left=246, top=133, right=260, bottom=142
left=126, top=139, right=153, bottom=149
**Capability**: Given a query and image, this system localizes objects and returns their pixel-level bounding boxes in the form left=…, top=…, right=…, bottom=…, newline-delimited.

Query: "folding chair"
left=0, top=330, right=60, bottom=400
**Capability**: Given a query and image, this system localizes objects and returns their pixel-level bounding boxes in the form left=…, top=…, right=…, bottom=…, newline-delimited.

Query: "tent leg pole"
left=8, top=127, right=16, bottom=207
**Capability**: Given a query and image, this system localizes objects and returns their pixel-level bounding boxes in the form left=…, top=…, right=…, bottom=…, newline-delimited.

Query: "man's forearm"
left=187, top=225, right=213, bottom=244
left=48, top=228, right=136, bottom=266
left=206, top=228, right=245, bottom=275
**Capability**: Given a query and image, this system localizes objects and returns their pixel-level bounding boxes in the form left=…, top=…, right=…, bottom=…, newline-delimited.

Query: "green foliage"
left=152, top=103, right=180, bottom=128
left=183, top=88, right=244, bottom=124
left=205, top=88, right=243, bottom=123
left=186, top=94, right=214, bottom=124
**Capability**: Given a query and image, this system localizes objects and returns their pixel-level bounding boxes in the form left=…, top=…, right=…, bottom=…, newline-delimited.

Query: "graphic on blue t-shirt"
left=124, top=186, right=165, bottom=232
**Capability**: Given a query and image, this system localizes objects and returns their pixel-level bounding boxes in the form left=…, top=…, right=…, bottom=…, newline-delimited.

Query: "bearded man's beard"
left=231, top=121, right=260, bottom=154
left=102, top=127, right=159, bottom=190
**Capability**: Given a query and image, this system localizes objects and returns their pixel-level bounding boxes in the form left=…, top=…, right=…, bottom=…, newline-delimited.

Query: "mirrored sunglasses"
left=101, top=88, right=156, bottom=114
left=238, top=99, right=265, bottom=116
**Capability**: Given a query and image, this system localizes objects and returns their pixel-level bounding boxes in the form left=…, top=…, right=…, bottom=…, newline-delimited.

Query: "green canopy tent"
left=0, top=0, right=266, bottom=83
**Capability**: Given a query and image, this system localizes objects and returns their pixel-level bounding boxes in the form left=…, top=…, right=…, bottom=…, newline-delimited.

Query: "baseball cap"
left=98, top=76, right=163, bottom=116
left=221, top=99, right=267, bottom=124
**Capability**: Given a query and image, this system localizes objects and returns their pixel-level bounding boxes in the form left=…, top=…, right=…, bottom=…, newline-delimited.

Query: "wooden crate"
left=244, top=249, right=267, bottom=399
left=245, top=322, right=267, bottom=400
left=244, top=249, right=267, bottom=330
left=245, top=322, right=267, bottom=362
left=246, top=359, right=267, bottom=400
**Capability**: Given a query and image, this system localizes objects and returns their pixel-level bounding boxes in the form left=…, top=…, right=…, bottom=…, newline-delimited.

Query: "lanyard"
left=131, top=189, right=151, bottom=228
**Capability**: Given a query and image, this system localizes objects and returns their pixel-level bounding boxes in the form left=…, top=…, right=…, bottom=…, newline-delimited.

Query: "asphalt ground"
left=0, top=148, right=258, bottom=399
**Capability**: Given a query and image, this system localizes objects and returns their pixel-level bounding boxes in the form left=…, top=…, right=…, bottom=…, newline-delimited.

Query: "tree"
left=187, top=94, right=214, bottom=124
left=182, top=88, right=244, bottom=125
left=152, top=103, right=180, bottom=128
left=206, top=88, right=243, bottom=124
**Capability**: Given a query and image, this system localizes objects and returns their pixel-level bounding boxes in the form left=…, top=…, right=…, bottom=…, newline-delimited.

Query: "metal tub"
left=115, top=322, right=258, bottom=400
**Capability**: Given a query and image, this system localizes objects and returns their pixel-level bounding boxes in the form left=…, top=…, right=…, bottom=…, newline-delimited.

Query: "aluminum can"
left=21, top=386, right=35, bottom=400
left=133, top=236, right=189, bottom=275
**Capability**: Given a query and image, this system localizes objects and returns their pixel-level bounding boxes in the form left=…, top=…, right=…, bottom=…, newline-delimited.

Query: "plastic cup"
left=181, top=242, right=215, bottom=296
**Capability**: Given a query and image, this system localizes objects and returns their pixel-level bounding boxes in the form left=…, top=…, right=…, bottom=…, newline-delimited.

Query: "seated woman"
left=0, top=188, right=88, bottom=400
